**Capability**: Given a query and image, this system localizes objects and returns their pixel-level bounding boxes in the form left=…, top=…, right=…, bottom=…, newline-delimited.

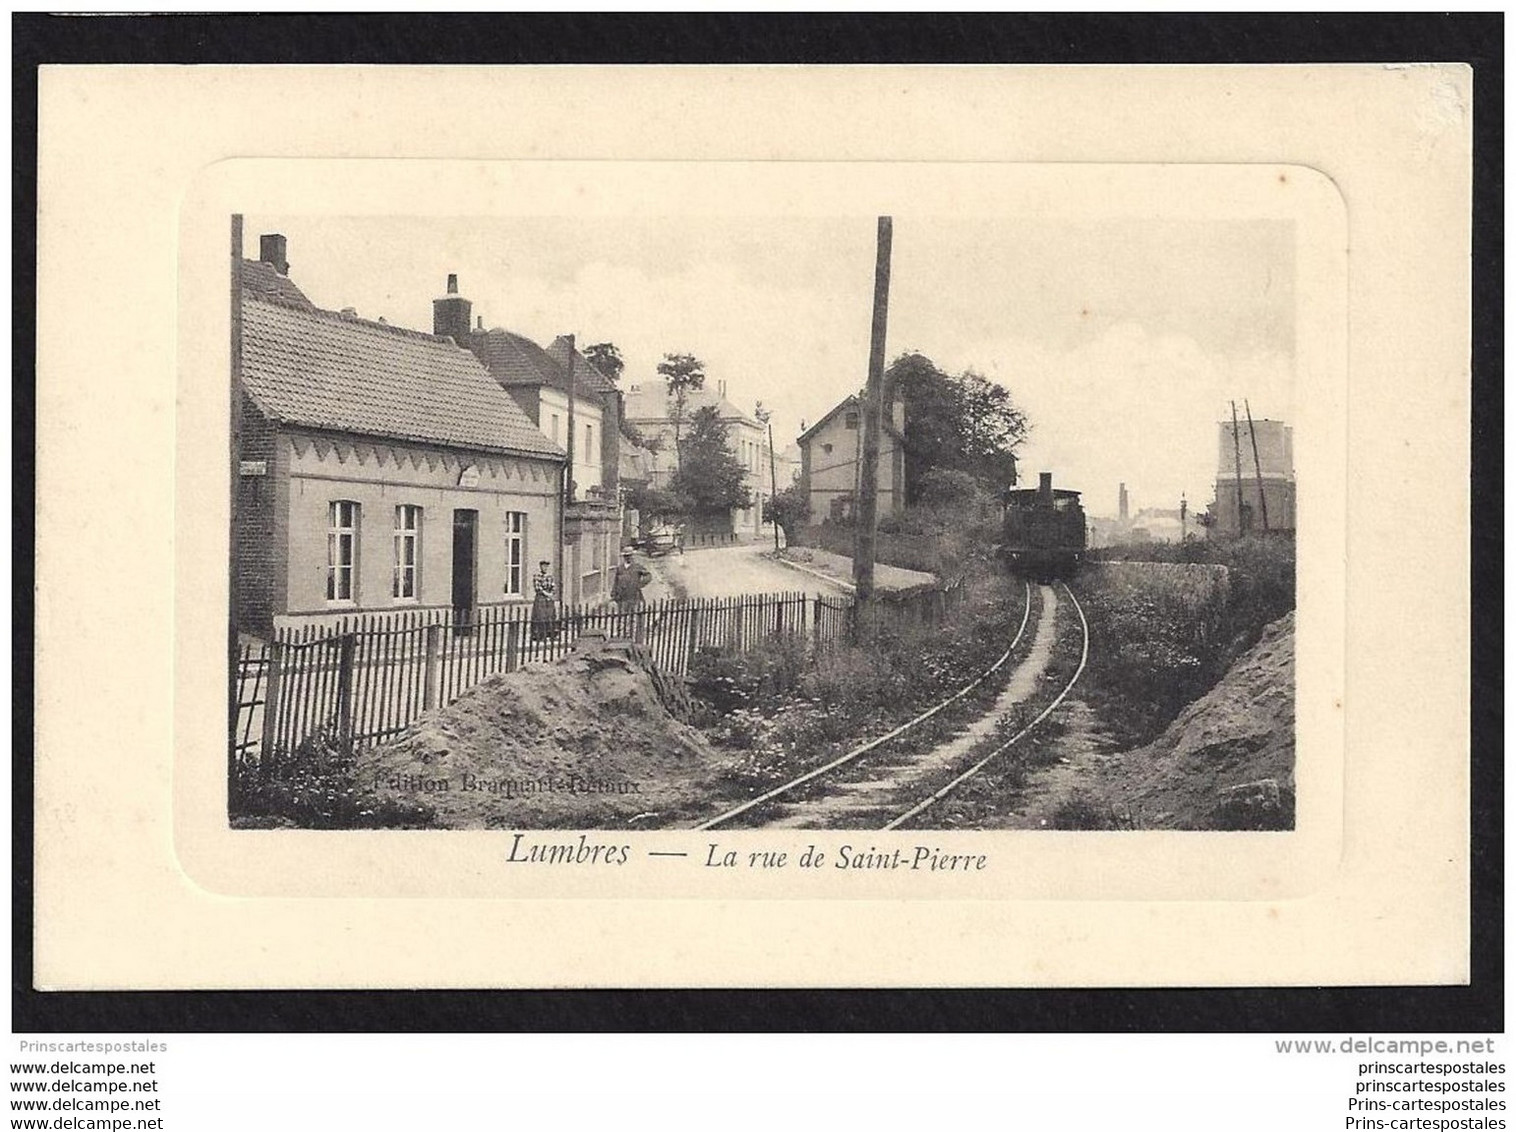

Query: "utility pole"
left=755, top=402, right=781, bottom=552
left=854, top=216, right=892, bottom=604
left=564, top=332, right=576, bottom=506
left=1230, top=400, right=1247, bottom=536
left=1244, top=398, right=1271, bottom=533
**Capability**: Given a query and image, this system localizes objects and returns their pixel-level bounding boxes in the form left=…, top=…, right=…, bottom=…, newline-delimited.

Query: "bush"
left=687, top=634, right=808, bottom=715
left=231, top=727, right=437, bottom=829
left=1073, top=537, right=1295, bottom=745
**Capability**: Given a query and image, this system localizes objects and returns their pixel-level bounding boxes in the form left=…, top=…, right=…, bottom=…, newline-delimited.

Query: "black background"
left=12, top=12, right=1502, bottom=1033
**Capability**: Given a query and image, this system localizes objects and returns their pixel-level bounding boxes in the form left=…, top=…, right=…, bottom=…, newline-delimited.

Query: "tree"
left=670, top=405, right=750, bottom=516
left=582, top=342, right=624, bottom=385
left=887, top=351, right=1030, bottom=503
left=763, top=483, right=810, bottom=546
left=624, top=482, right=690, bottom=521
left=656, top=352, right=706, bottom=461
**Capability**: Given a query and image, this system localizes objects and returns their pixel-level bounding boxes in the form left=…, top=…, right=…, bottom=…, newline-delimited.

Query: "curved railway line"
left=693, top=580, right=1091, bottom=832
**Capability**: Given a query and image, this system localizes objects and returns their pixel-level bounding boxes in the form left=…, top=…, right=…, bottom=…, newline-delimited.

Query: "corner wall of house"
left=232, top=396, right=280, bottom=634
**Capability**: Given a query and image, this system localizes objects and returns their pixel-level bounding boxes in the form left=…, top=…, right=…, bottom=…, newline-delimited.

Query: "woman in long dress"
left=530, top=560, right=557, bottom=641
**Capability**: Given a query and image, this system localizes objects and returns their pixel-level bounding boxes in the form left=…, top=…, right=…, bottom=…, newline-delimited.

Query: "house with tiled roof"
left=432, top=276, right=625, bottom=602
left=621, top=379, right=775, bottom=541
left=232, top=236, right=567, bottom=633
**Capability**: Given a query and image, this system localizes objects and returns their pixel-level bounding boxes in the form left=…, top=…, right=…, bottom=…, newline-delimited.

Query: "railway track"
left=693, top=580, right=1090, bottom=831
left=692, top=579, right=1032, bottom=832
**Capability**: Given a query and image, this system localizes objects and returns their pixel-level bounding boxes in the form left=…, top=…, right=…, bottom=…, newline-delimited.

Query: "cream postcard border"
left=34, top=65, right=1470, bottom=989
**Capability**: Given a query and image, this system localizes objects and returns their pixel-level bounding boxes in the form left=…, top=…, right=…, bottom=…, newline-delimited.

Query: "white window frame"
left=393, top=504, right=421, bottom=601
left=327, top=500, right=359, bottom=604
left=504, top=511, right=527, bottom=598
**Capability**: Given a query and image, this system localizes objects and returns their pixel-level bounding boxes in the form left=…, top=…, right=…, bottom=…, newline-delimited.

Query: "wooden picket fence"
left=231, top=580, right=964, bottom=772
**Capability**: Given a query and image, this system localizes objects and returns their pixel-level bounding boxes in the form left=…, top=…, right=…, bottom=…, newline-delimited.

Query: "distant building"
left=796, top=393, right=906, bottom=523
left=233, top=238, right=565, bottom=634
left=1207, top=418, right=1297, bottom=536
left=774, top=442, right=802, bottom=489
left=622, top=379, right=773, bottom=539
left=436, top=275, right=624, bottom=602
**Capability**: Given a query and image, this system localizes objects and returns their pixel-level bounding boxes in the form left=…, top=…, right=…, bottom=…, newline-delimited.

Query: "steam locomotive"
left=1000, top=471, right=1087, bottom=580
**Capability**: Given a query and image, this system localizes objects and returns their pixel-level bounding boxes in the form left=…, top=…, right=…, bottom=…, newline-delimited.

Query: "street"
left=642, top=540, right=850, bottom=601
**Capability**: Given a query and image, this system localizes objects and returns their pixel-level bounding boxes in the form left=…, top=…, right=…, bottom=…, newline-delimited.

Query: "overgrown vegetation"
left=230, top=728, right=436, bottom=830
left=763, top=483, right=810, bottom=547
left=799, top=491, right=1001, bottom=580
left=888, top=352, right=1029, bottom=501
left=669, top=405, right=751, bottom=516
left=689, top=572, right=1024, bottom=793
left=1074, top=536, right=1295, bottom=746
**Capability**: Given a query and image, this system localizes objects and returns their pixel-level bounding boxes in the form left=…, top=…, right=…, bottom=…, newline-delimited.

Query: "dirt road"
left=645, top=541, right=850, bottom=600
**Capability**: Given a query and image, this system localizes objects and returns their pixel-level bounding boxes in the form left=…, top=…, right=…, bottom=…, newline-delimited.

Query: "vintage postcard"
left=33, top=65, right=1471, bottom=988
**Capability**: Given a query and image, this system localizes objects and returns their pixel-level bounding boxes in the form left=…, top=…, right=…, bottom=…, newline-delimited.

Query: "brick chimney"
left=433, top=273, right=472, bottom=342
left=259, top=233, right=289, bottom=275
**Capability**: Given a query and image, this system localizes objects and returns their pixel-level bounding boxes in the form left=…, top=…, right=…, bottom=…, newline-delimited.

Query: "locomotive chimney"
left=1039, top=471, right=1054, bottom=505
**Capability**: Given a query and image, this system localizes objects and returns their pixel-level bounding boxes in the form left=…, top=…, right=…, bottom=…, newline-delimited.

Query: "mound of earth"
left=1101, top=611, right=1295, bottom=830
left=354, top=636, right=724, bottom=829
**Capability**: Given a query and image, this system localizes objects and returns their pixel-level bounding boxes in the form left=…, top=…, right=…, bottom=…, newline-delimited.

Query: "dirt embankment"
left=1096, top=610, right=1295, bottom=829
left=355, top=636, right=729, bottom=829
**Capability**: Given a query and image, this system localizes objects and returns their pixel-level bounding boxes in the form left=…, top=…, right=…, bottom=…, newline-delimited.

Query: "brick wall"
left=233, top=396, right=284, bottom=633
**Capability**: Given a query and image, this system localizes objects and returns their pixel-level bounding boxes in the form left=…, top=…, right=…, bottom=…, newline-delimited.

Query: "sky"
left=243, top=215, right=1294, bottom=517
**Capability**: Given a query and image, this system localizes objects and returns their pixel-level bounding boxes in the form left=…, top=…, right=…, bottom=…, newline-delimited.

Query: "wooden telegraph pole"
left=767, top=416, right=780, bottom=552
left=1230, top=400, right=1247, bottom=536
left=854, top=216, right=893, bottom=605
left=1244, top=398, right=1271, bottom=533
left=755, top=402, right=781, bottom=552
left=562, top=333, right=576, bottom=602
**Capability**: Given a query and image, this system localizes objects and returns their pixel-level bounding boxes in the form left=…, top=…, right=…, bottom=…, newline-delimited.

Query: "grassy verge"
left=1074, top=537, right=1294, bottom=747
left=683, top=570, right=1028, bottom=807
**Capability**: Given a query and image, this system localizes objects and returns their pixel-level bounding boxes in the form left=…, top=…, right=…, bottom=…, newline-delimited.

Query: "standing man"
left=611, top=548, right=651, bottom=611
left=610, top=547, right=652, bottom=642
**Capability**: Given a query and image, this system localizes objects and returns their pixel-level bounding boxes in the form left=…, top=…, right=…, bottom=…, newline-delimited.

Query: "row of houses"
left=232, top=235, right=771, bottom=635
left=231, top=233, right=910, bottom=636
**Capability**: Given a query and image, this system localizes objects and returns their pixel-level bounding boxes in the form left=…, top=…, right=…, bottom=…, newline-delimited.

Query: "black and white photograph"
left=227, top=212, right=1298, bottom=836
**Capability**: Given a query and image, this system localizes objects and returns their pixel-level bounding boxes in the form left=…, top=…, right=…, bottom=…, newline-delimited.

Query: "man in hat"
left=610, top=547, right=651, bottom=612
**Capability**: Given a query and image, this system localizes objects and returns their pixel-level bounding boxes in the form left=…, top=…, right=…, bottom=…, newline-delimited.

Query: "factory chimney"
left=1118, top=482, right=1129, bottom=522
left=432, top=273, right=473, bottom=342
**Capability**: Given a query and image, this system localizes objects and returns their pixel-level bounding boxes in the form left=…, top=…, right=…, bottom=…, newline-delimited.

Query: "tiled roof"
left=622, top=384, right=761, bottom=429
left=546, top=337, right=618, bottom=396
left=241, top=296, right=565, bottom=461
left=466, top=329, right=612, bottom=399
left=796, top=394, right=860, bottom=446
left=240, top=259, right=314, bottom=307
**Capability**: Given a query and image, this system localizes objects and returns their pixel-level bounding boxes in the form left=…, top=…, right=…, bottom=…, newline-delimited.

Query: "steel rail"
left=881, top=581, right=1090, bottom=831
left=692, top=579, right=1033, bottom=831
